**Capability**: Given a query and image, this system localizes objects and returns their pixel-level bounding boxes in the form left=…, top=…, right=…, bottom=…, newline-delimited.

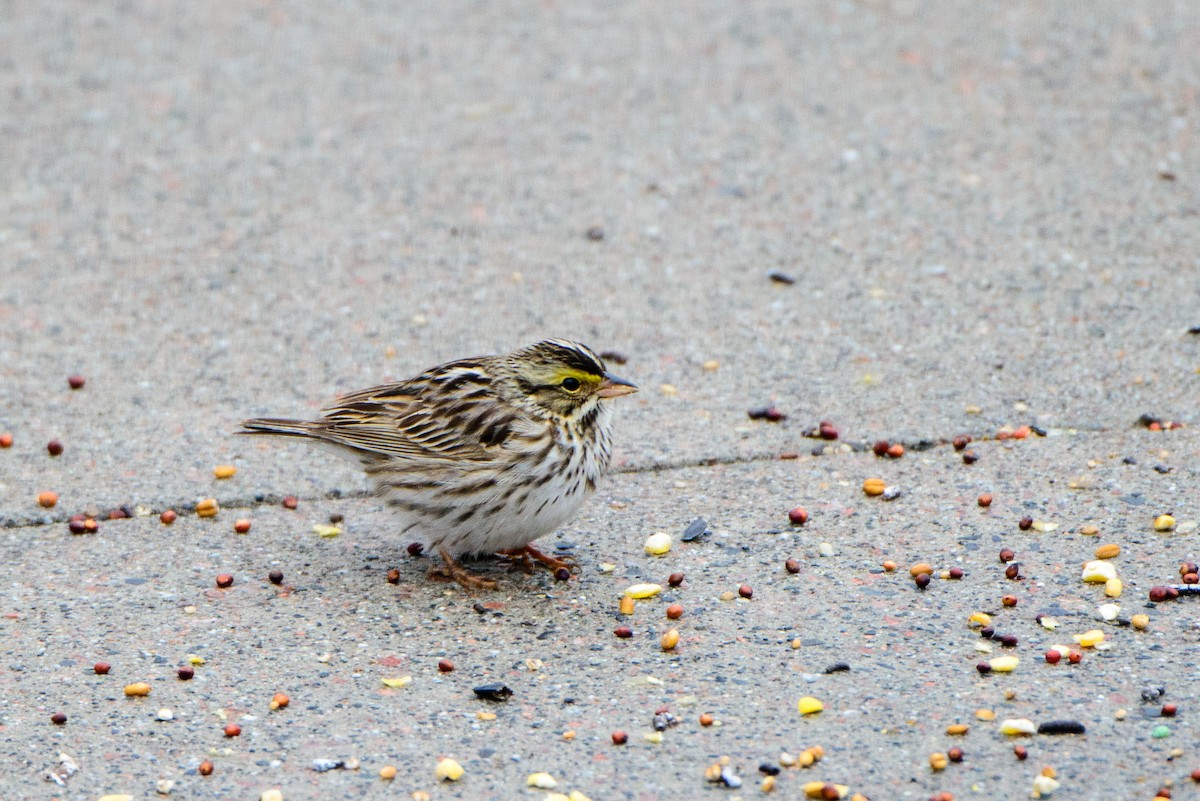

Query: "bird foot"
left=430, top=547, right=498, bottom=590
left=497, top=543, right=576, bottom=572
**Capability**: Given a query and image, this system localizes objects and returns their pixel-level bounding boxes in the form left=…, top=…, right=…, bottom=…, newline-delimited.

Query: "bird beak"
left=597, top=373, right=638, bottom=398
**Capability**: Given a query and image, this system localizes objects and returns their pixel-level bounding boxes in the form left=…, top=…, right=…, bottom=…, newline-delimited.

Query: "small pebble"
left=1037, top=720, right=1085, bottom=735
left=156, top=708, right=174, bottom=721
left=1013, top=745, right=1027, bottom=760
left=1152, top=725, right=1172, bottom=739
left=817, top=542, right=835, bottom=556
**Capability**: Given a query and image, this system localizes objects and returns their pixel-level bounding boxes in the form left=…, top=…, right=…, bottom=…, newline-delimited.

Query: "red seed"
left=1149, top=586, right=1170, bottom=602
left=1045, top=650, right=1061, bottom=664
left=68, top=375, right=86, bottom=390
left=69, top=518, right=88, bottom=535
left=83, top=519, right=99, bottom=534
left=223, top=723, right=241, bottom=737
left=962, top=450, right=978, bottom=464
left=1067, top=651, right=1082, bottom=664
left=47, top=439, right=64, bottom=456
left=614, top=626, right=633, bottom=639
left=947, top=746, right=964, bottom=763
left=738, top=584, right=753, bottom=599
left=51, top=712, right=68, bottom=725
left=407, top=542, right=424, bottom=556
left=666, top=603, right=684, bottom=620
left=1190, top=768, right=1200, bottom=782
left=667, top=572, right=685, bottom=587
left=820, top=785, right=840, bottom=801
left=198, top=760, right=214, bottom=776
left=785, top=558, right=801, bottom=574
left=999, top=548, right=1015, bottom=563
left=1002, top=594, right=1017, bottom=607
left=37, top=491, right=58, bottom=508
left=386, top=568, right=400, bottom=584
left=978, top=493, right=993, bottom=507
left=886, top=443, right=905, bottom=458
left=611, top=730, right=628, bottom=745
left=0, top=432, right=12, bottom=448
left=976, top=662, right=991, bottom=675
left=787, top=506, right=808, bottom=525
left=107, top=508, right=127, bottom=520
left=1005, top=563, right=1021, bottom=580
left=948, top=567, right=964, bottom=580
left=233, top=519, right=251, bottom=534
left=699, top=712, right=714, bottom=726
left=873, top=440, right=890, bottom=457
left=160, top=509, right=177, bottom=525
left=93, top=661, right=111, bottom=675
left=818, top=421, right=839, bottom=440
left=914, top=573, right=931, bottom=590
left=1181, top=562, right=1199, bottom=577
left=554, top=567, right=571, bottom=581
left=779, top=451, right=799, bottom=460
left=1162, top=703, right=1178, bottom=717
left=1013, top=745, right=1027, bottom=761
left=215, top=573, right=234, bottom=588
left=437, top=659, right=454, bottom=673
left=268, top=570, right=284, bottom=585
left=177, top=666, right=194, bottom=680
left=953, top=435, right=971, bottom=451
left=1184, top=573, right=1199, bottom=585
left=1018, top=516, right=1033, bottom=530
left=282, top=496, right=298, bottom=510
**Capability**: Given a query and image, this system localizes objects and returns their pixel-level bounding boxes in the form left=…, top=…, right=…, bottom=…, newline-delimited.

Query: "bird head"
left=506, top=339, right=637, bottom=420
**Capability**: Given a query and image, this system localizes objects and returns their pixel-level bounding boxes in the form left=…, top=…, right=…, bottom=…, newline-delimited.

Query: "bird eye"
left=561, top=377, right=581, bottom=392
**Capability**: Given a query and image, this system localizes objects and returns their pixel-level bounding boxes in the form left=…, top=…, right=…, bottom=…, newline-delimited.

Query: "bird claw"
left=432, top=547, right=498, bottom=590
left=497, top=544, right=576, bottom=573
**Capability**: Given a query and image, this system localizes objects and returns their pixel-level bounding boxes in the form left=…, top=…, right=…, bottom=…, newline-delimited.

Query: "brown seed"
left=909, top=563, right=934, bottom=578
left=788, top=506, right=809, bottom=525
left=614, top=626, right=633, bottom=639
left=1018, top=516, right=1033, bottom=531
left=1045, top=649, right=1061, bottom=664
left=785, top=558, right=801, bottom=574
left=0, top=433, right=12, bottom=448
left=862, top=477, right=887, bottom=496
left=198, top=760, right=214, bottom=776
left=37, top=491, right=58, bottom=508
left=668, top=572, right=685, bottom=587
left=915, top=573, right=931, bottom=590
left=999, top=548, right=1015, bottom=563
left=947, top=746, right=964, bottom=763
left=618, top=596, right=635, bottom=615
left=67, top=374, right=86, bottom=390
left=977, top=493, right=992, bottom=507
left=282, top=495, right=298, bottom=510
left=1162, top=703, right=1178, bottom=717
left=886, top=443, right=905, bottom=458
left=437, top=659, right=454, bottom=673
left=699, top=712, right=714, bottom=726
left=962, top=450, right=978, bottom=464
left=953, top=434, right=971, bottom=450
left=738, top=584, right=753, bottom=599
left=68, top=518, right=87, bottom=534
left=882, top=560, right=897, bottom=572
left=1181, top=562, right=1199, bottom=577
left=666, top=603, right=684, bottom=620
left=51, top=712, right=67, bottom=725
left=94, top=661, right=111, bottom=675
left=1094, top=543, right=1120, bottom=560
left=268, top=570, right=284, bottom=585
left=779, top=451, right=799, bottom=460
left=1149, top=586, right=1170, bottom=602
left=1184, top=573, right=1199, bottom=585
left=820, top=784, right=840, bottom=801
left=1002, top=594, right=1018, bottom=607
left=1191, top=768, right=1200, bottom=782
left=195, top=498, right=219, bottom=518
left=160, top=509, right=177, bottom=525
left=213, top=464, right=237, bottom=479
left=215, top=573, right=234, bottom=588
left=47, top=439, right=63, bottom=456
left=223, top=723, right=241, bottom=737
left=948, top=567, right=964, bottom=580
left=406, top=542, right=423, bottom=556
left=270, top=692, right=290, bottom=710
left=818, top=421, right=838, bottom=440
left=329, top=512, right=344, bottom=524
left=107, top=507, right=128, bottom=520
left=386, top=568, right=400, bottom=584
left=873, top=440, right=890, bottom=457
left=233, top=519, right=251, bottom=534
left=1013, top=745, right=1027, bottom=761
left=554, top=567, right=571, bottom=581
left=1067, top=651, right=1082, bottom=664
left=83, top=518, right=99, bottom=534
left=177, top=666, right=194, bottom=680
left=611, top=730, right=628, bottom=745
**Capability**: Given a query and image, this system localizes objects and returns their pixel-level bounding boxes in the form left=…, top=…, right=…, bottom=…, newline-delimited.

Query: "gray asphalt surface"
left=2, top=1, right=1198, bottom=799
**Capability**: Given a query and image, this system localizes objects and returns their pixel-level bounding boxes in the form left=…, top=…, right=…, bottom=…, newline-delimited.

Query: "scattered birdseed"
left=195, top=498, right=219, bottom=518
left=962, top=450, right=978, bottom=464
left=260, top=790, right=283, bottom=801
left=1094, top=543, right=1120, bottom=559
left=234, top=519, right=251, bottom=534
left=797, top=696, right=823, bottom=715
left=929, top=752, right=948, bottom=771
left=946, top=724, right=969, bottom=735
left=1104, top=579, right=1123, bottom=598
left=666, top=603, right=683, bottom=619
left=156, top=708, right=174, bottom=721
left=886, top=443, right=905, bottom=458
left=989, top=656, right=1019, bottom=672
left=644, top=532, right=671, bottom=555
left=611, top=731, right=628, bottom=745
left=94, top=661, right=111, bottom=675
left=788, top=507, right=809, bottom=525
left=124, top=682, right=152, bottom=697
left=999, top=718, right=1036, bottom=735
left=213, top=465, right=237, bottom=479
left=1031, top=521, right=1058, bottom=532
left=785, top=558, right=801, bottom=574
left=1031, top=775, right=1060, bottom=798
left=215, top=574, right=234, bottom=588
left=437, top=659, right=454, bottom=673
left=37, top=491, right=58, bottom=508
left=818, top=542, right=835, bottom=556
left=198, top=760, right=214, bottom=776
left=768, top=270, right=796, bottom=285
left=661, top=629, right=680, bottom=651
left=614, top=626, right=633, bottom=639
left=282, top=496, right=298, bottom=509
left=1152, top=725, right=1171, bottom=739
left=1131, top=614, right=1150, bottom=630
left=381, top=676, right=411, bottom=688
left=909, top=563, right=934, bottom=578
left=434, top=758, right=463, bottom=781
left=738, top=585, right=753, bottom=599
left=177, top=666, right=194, bottom=680
left=977, top=493, right=992, bottom=507
left=1082, top=561, right=1116, bottom=583
left=472, top=683, right=512, bottom=701
left=625, top=583, right=662, bottom=599
left=1073, top=630, right=1105, bottom=647
left=0, top=433, right=12, bottom=448
left=1154, top=514, right=1177, bottom=531
left=643, top=731, right=663, bottom=744
left=223, top=723, right=241, bottom=737
left=160, top=510, right=177, bottom=525
left=667, top=572, right=685, bottom=587
left=313, top=524, right=341, bottom=538
left=1038, top=720, right=1085, bottom=735
left=526, top=772, right=557, bottom=789
left=862, top=478, right=886, bottom=496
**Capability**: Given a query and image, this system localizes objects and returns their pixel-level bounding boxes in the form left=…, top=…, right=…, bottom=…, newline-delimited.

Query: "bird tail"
left=239, top=418, right=323, bottom=439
